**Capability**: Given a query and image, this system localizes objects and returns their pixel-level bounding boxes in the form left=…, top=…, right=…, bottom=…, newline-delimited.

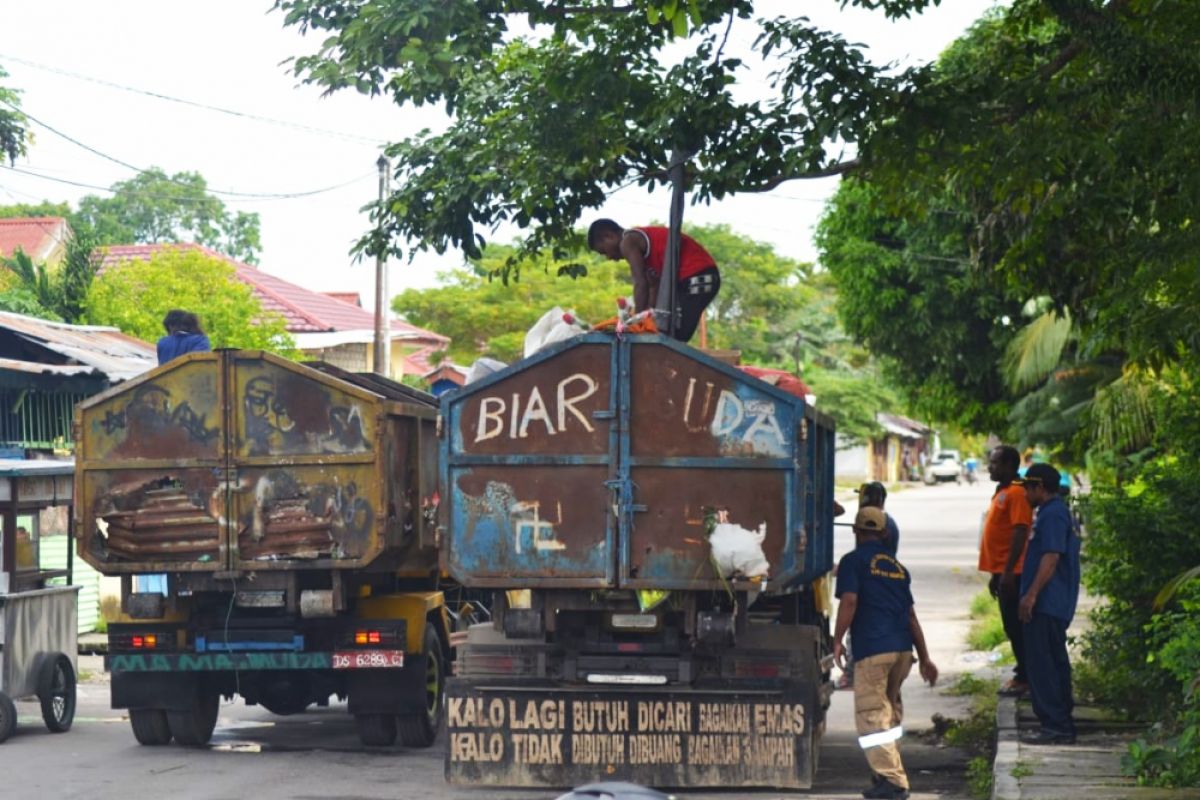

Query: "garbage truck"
left=440, top=333, right=837, bottom=788
left=74, top=351, right=452, bottom=748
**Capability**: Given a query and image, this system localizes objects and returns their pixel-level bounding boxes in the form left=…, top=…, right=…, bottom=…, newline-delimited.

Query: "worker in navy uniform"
left=834, top=507, right=938, bottom=800
left=1018, top=462, right=1082, bottom=745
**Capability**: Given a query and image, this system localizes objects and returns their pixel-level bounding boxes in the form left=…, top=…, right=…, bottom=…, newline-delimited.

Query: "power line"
left=0, top=52, right=388, bottom=146
left=0, top=101, right=374, bottom=200
left=1, top=164, right=373, bottom=203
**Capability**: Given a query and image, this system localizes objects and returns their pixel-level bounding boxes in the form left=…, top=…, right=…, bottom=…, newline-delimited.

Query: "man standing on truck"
left=587, top=219, right=720, bottom=343
left=979, top=445, right=1033, bottom=697
left=833, top=506, right=939, bottom=800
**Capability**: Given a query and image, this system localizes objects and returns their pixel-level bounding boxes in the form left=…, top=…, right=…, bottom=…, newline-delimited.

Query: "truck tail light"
left=351, top=628, right=395, bottom=647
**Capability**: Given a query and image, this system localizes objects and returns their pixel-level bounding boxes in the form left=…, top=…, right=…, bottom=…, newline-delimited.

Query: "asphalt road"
left=3, top=482, right=998, bottom=800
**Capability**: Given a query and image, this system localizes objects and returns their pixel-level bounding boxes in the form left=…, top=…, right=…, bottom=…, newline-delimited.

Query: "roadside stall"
left=0, top=459, right=79, bottom=743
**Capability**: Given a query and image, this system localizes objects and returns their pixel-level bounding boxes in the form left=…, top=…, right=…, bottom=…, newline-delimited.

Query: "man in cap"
left=1018, top=462, right=1081, bottom=745
left=834, top=507, right=939, bottom=800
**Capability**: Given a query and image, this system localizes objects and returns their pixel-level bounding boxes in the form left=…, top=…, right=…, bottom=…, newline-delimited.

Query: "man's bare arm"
left=620, top=233, right=652, bottom=311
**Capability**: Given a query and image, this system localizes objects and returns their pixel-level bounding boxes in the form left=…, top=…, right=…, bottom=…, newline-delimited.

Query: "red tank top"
left=629, top=226, right=717, bottom=281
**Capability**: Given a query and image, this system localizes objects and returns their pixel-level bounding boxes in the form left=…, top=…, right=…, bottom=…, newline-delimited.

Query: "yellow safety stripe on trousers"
left=858, top=725, right=904, bottom=749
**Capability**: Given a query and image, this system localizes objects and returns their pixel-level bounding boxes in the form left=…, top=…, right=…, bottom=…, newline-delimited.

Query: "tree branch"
left=740, top=159, right=861, bottom=191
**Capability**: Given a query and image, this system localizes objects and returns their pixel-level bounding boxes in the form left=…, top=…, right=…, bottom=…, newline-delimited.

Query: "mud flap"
left=444, top=679, right=815, bottom=788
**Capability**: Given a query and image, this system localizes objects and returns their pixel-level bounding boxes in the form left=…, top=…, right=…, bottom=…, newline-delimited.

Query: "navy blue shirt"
left=1020, top=495, right=1081, bottom=624
left=157, top=332, right=211, bottom=365
left=884, top=513, right=900, bottom=556
left=836, top=540, right=914, bottom=660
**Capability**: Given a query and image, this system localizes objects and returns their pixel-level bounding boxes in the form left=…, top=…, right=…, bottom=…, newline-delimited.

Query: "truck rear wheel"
left=397, top=626, right=444, bottom=748
left=129, top=709, right=172, bottom=745
left=356, top=713, right=397, bottom=746
left=0, top=692, right=16, bottom=743
left=167, top=691, right=219, bottom=746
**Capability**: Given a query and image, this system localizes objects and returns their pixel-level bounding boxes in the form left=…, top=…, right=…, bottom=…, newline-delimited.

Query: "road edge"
left=992, top=694, right=1020, bottom=800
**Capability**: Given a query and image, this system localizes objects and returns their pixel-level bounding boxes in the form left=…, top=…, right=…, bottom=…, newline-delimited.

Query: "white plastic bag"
left=709, top=522, right=770, bottom=579
left=465, top=357, right=507, bottom=384
left=524, top=306, right=584, bottom=357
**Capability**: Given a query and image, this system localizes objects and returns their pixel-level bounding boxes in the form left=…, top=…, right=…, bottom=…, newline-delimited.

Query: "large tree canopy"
left=0, top=64, right=26, bottom=164
left=274, top=0, right=938, bottom=262
left=75, top=168, right=262, bottom=263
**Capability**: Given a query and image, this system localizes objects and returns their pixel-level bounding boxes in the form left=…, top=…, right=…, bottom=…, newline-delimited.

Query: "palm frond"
left=1003, top=308, right=1073, bottom=392
left=1154, top=565, right=1200, bottom=611
left=1092, top=369, right=1156, bottom=453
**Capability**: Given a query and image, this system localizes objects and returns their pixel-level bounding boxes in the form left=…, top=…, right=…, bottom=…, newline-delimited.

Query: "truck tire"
left=129, top=709, right=173, bottom=745
left=397, top=625, right=444, bottom=748
left=37, top=652, right=76, bottom=733
left=167, top=691, right=219, bottom=746
left=356, top=713, right=397, bottom=747
left=0, top=692, right=16, bottom=743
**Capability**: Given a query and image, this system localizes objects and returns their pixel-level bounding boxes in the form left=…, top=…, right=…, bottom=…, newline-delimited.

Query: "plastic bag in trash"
left=524, top=306, right=586, bottom=358
left=465, top=357, right=507, bottom=384
left=709, top=522, right=770, bottom=579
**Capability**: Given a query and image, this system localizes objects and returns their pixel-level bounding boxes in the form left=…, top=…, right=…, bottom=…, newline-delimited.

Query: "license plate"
left=331, top=650, right=405, bottom=669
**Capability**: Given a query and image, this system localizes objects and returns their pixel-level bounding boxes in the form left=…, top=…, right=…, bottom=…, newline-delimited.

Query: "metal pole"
left=656, top=150, right=689, bottom=339
left=373, top=155, right=391, bottom=376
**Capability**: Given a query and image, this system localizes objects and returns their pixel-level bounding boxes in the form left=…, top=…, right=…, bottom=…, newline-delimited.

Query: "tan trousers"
left=853, top=651, right=913, bottom=789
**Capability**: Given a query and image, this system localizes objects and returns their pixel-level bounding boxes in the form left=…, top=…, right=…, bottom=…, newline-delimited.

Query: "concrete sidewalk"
left=992, top=696, right=1200, bottom=800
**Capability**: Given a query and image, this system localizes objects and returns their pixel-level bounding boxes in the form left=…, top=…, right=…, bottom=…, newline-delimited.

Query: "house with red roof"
left=97, top=243, right=449, bottom=378
left=0, top=217, right=70, bottom=266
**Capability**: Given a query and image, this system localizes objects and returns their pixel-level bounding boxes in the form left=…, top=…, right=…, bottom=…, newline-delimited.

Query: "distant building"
left=0, top=216, right=70, bottom=267
left=834, top=412, right=932, bottom=484
left=423, top=362, right=470, bottom=397
left=97, top=244, right=449, bottom=378
left=0, top=310, right=155, bottom=453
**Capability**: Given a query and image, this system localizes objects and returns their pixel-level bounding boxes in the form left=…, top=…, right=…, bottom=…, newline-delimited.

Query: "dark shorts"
left=673, top=266, right=720, bottom=343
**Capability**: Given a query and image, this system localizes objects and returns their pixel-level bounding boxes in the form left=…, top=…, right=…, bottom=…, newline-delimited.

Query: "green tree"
left=393, top=246, right=629, bottom=364
left=0, top=200, right=71, bottom=219
left=85, top=249, right=294, bottom=353
left=0, top=228, right=103, bottom=323
left=0, top=64, right=27, bottom=164
left=75, top=169, right=263, bottom=263
left=274, top=0, right=940, bottom=264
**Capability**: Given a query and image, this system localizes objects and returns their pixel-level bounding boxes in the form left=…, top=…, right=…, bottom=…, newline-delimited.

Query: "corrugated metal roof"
left=0, top=311, right=156, bottom=382
left=0, top=458, right=74, bottom=477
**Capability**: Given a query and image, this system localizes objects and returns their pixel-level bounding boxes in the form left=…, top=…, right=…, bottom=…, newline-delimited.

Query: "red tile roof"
left=0, top=217, right=69, bottom=262
left=323, top=292, right=362, bottom=307
left=96, top=243, right=448, bottom=343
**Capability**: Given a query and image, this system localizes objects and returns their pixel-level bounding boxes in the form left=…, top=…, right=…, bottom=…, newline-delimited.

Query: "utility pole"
left=373, top=154, right=391, bottom=377
left=656, top=150, right=689, bottom=339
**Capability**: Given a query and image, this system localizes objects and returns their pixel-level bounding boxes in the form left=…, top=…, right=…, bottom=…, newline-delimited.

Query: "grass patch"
left=969, top=591, right=995, bottom=618
left=968, top=614, right=1007, bottom=651
left=940, top=674, right=1000, bottom=799
left=966, top=755, right=994, bottom=799
left=1011, top=761, right=1034, bottom=779
left=78, top=670, right=94, bottom=682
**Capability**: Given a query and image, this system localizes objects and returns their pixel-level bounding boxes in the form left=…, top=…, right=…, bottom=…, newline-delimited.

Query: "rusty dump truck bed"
left=440, top=333, right=836, bottom=593
left=74, top=350, right=440, bottom=576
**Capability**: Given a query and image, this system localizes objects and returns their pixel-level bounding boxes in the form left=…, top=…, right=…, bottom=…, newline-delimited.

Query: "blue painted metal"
left=441, top=333, right=837, bottom=593
left=195, top=634, right=305, bottom=653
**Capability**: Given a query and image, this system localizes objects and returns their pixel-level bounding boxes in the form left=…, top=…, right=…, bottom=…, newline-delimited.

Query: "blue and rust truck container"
left=74, top=350, right=451, bottom=748
left=440, top=333, right=838, bottom=788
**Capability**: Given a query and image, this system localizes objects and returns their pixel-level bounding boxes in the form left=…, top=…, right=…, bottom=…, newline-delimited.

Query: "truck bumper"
left=444, top=678, right=817, bottom=789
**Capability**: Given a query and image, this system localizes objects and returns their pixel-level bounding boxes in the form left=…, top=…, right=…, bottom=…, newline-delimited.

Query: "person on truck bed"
left=587, top=219, right=720, bottom=343
left=157, top=309, right=211, bottom=365
left=834, top=506, right=939, bottom=800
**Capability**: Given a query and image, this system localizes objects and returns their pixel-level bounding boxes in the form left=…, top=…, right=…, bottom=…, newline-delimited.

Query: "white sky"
left=0, top=0, right=999, bottom=313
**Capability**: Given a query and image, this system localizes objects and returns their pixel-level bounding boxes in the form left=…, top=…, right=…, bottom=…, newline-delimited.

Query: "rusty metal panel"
left=450, top=341, right=612, bottom=458
left=628, top=343, right=796, bottom=461
left=82, top=468, right=223, bottom=566
left=230, top=353, right=378, bottom=459
left=77, top=352, right=222, bottom=464
left=230, top=464, right=380, bottom=565
left=445, top=681, right=815, bottom=788
left=76, top=354, right=226, bottom=573
left=445, top=466, right=612, bottom=586
left=624, top=468, right=791, bottom=590
left=228, top=354, right=385, bottom=570
left=442, top=336, right=617, bottom=588
left=621, top=337, right=806, bottom=592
